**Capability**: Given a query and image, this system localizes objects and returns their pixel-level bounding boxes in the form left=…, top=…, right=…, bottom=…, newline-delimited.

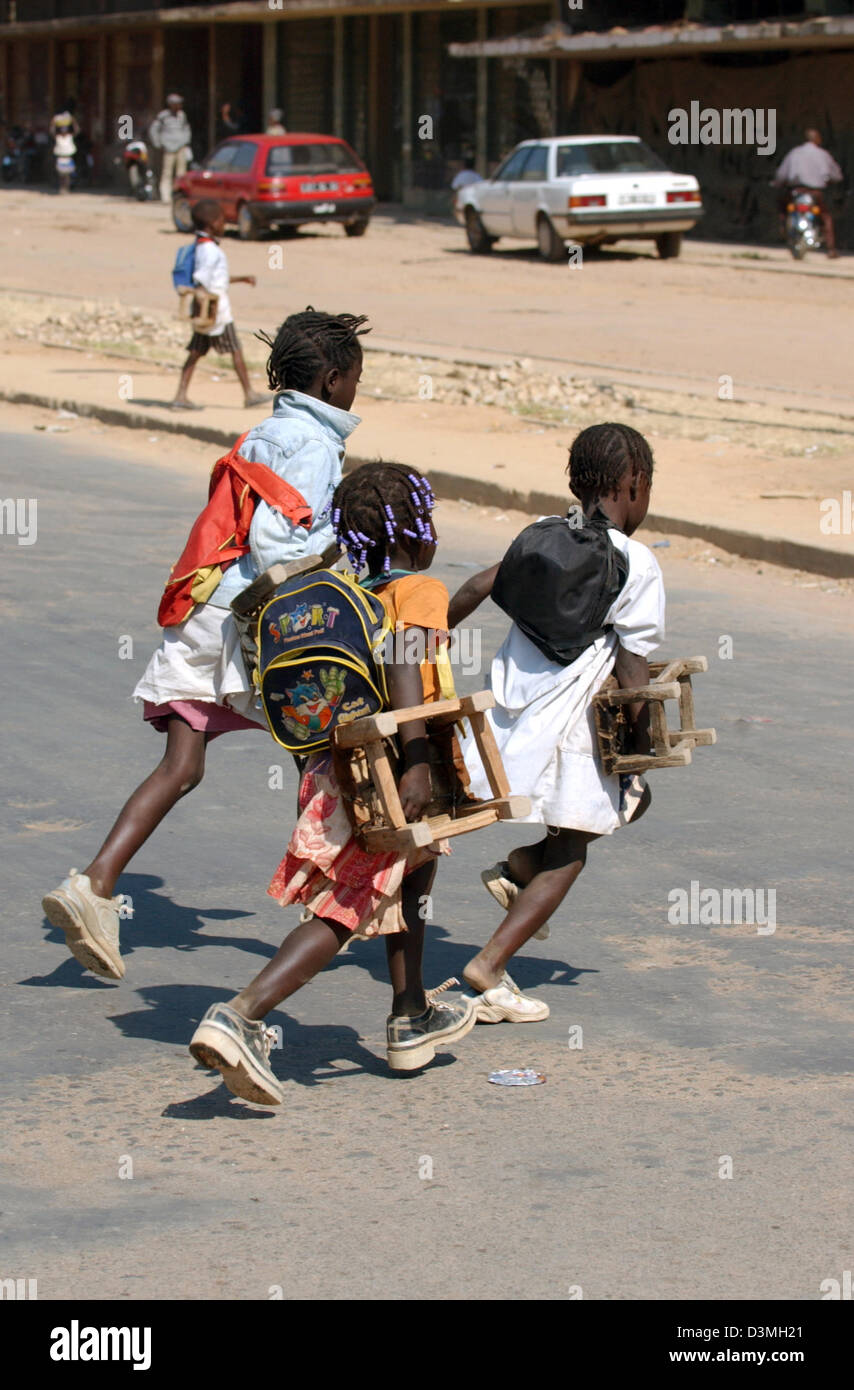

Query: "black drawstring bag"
left=491, top=508, right=628, bottom=667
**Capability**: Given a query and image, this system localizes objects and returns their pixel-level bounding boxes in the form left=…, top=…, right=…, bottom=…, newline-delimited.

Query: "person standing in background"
left=149, top=93, right=192, bottom=204
left=218, top=102, right=245, bottom=140
left=50, top=100, right=79, bottom=195
left=266, top=108, right=287, bottom=136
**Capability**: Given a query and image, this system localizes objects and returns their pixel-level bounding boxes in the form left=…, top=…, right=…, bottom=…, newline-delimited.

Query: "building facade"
left=1, top=2, right=853, bottom=236
left=0, top=0, right=561, bottom=201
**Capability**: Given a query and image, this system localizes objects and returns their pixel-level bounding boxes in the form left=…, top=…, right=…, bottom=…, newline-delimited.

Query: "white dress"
left=463, top=527, right=665, bottom=835
left=131, top=600, right=266, bottom=724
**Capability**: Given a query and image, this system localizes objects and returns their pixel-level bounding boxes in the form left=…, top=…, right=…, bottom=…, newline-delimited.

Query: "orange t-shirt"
left=375, top=574, right=449, bottom=703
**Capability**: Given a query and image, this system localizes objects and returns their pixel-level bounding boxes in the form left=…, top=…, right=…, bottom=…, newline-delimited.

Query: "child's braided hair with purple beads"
left=331, top=463, right=436, bottom=577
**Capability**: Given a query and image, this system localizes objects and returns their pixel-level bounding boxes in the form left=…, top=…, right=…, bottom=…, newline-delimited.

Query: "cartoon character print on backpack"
left=278, top=601, right=341, bottom=641
left=257, top=570, right=390, bottom=754
left=271, top=664, right=353, bottom=742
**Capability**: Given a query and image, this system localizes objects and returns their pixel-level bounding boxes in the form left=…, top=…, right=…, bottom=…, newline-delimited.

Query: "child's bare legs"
left=83, top=716, right=208, bottom=899
left=505, top=839, right=548, bottom=889
left=464, top=828, right=599, bottom=993
left=172, top=348, right=203, bottom=405
left=229, top=861, right=436, bottom=1023
left=467, top=785, right=652, bottom=991
left=386, top=858, right=437, bottom=1017
left=231, top=348, right=266, bottom=408
left=231, top=915, right=351, bottom=1021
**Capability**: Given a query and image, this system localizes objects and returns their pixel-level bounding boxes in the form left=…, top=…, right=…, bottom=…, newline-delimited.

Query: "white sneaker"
left=42, top=870, right=124, bottom=980
left=471, top=972, right=550, bottom=1024
left=481, top=862, right=550, bottom=941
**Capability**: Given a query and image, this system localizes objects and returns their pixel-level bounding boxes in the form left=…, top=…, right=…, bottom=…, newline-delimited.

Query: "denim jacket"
left=210, top=390, right=360, bottom=609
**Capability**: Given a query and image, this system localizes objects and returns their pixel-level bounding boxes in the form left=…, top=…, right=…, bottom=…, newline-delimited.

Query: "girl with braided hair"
left=43, top=308, right=369, bottom=983
left=187, top=462, right=476, bottom=1105
left=448, top=423, right=665, bottom=1024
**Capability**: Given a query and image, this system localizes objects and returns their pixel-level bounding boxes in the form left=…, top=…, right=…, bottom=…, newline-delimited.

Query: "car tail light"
left=257, top=178, right=286, bottom=194
left=569, top=195, right=606, bottom=209
left=349, top=174, right=372, bottom=189
left=667, top=190, right=700, bottom=204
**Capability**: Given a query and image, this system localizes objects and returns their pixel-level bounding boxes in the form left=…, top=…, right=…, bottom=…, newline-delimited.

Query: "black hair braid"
left=255, top=308, right=370, bottom=393
left=568, top=422, right=655, bottom=498
left=332, top=462, right=436, bottom=577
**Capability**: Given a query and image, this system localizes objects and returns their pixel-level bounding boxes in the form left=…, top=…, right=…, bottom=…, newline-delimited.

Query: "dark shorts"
left=187, top=322, right=241, bottom=355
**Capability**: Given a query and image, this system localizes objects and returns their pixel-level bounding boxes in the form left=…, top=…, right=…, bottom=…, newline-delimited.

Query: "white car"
left=456, top=135, right=703, bottom=261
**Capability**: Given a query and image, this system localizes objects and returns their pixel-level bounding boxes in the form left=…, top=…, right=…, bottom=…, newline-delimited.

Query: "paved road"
left=1, top=422, right=852, bottom=1300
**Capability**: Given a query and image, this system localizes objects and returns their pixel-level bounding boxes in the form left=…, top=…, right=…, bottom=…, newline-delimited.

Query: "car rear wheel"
left=465, top=207, right=494, bottom=254
left=172, top=194, right=194, bottom=234
left=656, top=231, right=683, bottom=259
left=344, top=218, right=369, bottom=237
left=237, top=203, right=260, bottom=241
left=537, top=214, right=565, bottom=263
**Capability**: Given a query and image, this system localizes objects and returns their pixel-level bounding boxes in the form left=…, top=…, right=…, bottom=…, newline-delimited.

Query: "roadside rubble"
left=5, top=291, right=851, bottom=458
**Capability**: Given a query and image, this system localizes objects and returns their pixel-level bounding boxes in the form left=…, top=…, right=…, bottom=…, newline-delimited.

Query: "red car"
left=172, top=133, right=376, bottom=240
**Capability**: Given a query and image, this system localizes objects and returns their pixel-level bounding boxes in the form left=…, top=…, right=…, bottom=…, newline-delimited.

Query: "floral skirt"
left=267, top=754, right=443, bottom=937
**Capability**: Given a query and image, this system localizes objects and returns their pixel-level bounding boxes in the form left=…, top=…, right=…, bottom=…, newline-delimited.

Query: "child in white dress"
left=448, top=423, right=665, bottom=1022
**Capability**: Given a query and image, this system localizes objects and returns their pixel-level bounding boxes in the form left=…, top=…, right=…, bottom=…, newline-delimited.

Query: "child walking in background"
left=171, top=199, right=267, bottom=412
left=189, top=463, right=475, bottom=1105
left=448, top=423, right=665, bottom=1023
left=42, top=310, right=369, bottom=982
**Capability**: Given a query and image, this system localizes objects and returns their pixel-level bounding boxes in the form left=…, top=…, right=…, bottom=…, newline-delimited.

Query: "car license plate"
left=302, top=180, right=337, bottom=193
left=312, top=202, right=337, bottom=215
left=618, top=193, right=656, bottom=206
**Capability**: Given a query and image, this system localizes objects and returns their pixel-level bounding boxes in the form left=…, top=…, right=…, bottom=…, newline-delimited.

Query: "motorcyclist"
left=123, top=138, right=150, bottom=195
left=774, top=128, right=843, bottom=258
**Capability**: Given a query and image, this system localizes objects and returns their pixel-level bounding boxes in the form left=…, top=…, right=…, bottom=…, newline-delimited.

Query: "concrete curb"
left=6, top=386, right=853, bottom=580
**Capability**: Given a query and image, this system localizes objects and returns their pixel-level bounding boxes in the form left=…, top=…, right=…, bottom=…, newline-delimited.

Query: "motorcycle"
left=120, top=140, right=157, bottom=201
left=785, top=187, right=824, bottom=260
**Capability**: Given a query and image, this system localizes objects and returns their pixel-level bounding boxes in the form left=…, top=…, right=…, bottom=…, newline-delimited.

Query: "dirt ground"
left=1, top=189, right=852, bottom=576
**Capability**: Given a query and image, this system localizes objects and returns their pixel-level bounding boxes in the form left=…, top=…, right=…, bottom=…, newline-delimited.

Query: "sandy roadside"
left=3, top=399, right=850, bottom=610
left=2, top=191, right=852, bottom=575
left=3, top=330, right=853, bottom=574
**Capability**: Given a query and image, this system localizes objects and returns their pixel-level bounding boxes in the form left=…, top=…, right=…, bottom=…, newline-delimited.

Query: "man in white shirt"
left=172, top=200, right=268, bottom=411
left=450, top=156, right=481, bottom=211
left=149, top=93, right=193, bottom=204
left=450, top=156, right=482, bottom=193
left=775, top=129, right=843, bottom=257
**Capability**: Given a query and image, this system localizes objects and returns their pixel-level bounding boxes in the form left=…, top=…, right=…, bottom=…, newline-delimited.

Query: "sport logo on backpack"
left=256, top=570, right=391, bottom=753
left=492, top=507, right=629, bottom=667
left=172, top=241, right=196, bottom=291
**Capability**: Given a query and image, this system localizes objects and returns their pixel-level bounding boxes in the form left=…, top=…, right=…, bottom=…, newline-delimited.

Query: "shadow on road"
left=324, top=920, right=592, bottom=995
left=110, top=981, right=456, bottom=1105
left=29, top=873, right=272, bottom=985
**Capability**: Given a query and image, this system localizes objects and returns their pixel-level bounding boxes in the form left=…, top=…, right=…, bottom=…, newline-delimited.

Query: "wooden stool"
left=593, top=656, right=716, bottom=775
left=332, top=691, right=530, bottom=853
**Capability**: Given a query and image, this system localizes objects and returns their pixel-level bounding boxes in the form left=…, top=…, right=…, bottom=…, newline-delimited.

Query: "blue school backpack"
left=255, top=570, right=392, bottom=754
left=172, top=240, right=197, bottom=292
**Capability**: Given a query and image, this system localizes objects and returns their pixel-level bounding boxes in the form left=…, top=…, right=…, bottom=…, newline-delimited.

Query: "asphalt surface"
left=1, top=422, right=852, bottom=1300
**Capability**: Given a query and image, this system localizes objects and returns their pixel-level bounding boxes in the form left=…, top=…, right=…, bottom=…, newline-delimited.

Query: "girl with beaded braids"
left=43, top=308, right=369, bottom=984
left=187, top=462, right=476, bottom=1105
left=447, top=423, right=665, bottom=1026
